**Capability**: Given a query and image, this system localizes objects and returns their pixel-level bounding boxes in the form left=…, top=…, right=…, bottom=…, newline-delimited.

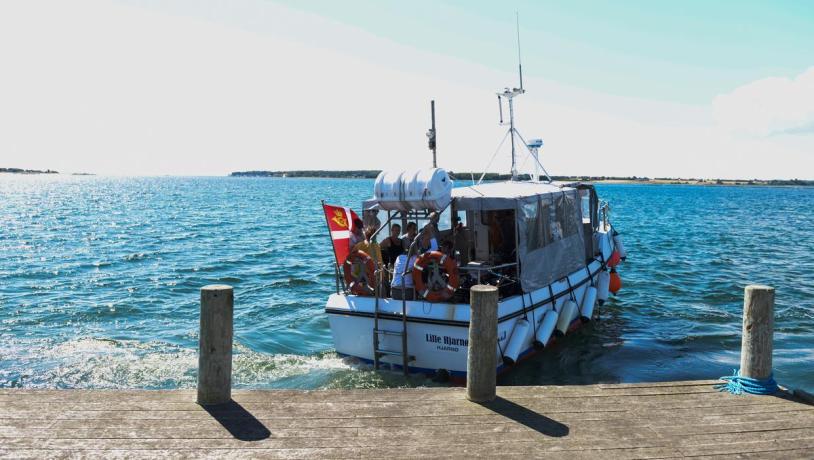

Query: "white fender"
left=554, top=295, right=568, bottom=312
left=534, top=309, right=559, bottom=348
left=596, top=270, right=610, bottom=306
left=502, top=319, right=531, bottom=366
left=580, top=286, right=598, bottom=322
left=613, top=233, right=627, bottom=260
left=555, top=300, right=578, bottom=336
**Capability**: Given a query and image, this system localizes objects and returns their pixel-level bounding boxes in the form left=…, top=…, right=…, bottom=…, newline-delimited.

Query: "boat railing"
left=334, top=257, right=522, bottom=301
left=598, top=200, right=610, bottom=231
left=459, top=262, right=517, bottom=285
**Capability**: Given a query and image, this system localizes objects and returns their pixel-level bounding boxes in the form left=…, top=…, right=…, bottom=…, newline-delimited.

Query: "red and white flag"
left=322, top=203, right=360, bottom=266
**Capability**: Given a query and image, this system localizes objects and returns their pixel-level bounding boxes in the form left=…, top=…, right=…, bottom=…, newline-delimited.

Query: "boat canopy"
left=452, top=181, right=588, bottom=291
left=451, top=181, right=569, bottom=211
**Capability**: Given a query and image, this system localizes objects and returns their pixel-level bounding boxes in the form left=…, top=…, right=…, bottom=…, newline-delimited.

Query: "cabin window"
left=455, top=211, right=467, bottom=227
left=521, top=200, right=552, bottom=251
left=540, top=202, right=551, bottom=245
left=549, top=192, right=580, bottom=241
left=580, top=190, right=591, bottom=223
left=522, top=201, right=541, bottom=251
left=481, top=209, right=516, bottom=262
left=438, top=206, right=452, bottom=231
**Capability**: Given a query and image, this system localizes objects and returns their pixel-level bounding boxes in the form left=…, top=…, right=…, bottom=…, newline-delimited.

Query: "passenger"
left=349, top=218, right=365, bottom=248
left=418, top=225, right=439, bottom=253
left=380, top=224, right=404, bottom=268
left=391, top=250, right=418, bottom=300
left=452, top=214, right=464, bottom=232
left=352, top=225, right=383, bottom=270
left=401, top=222, right=418, bottom=250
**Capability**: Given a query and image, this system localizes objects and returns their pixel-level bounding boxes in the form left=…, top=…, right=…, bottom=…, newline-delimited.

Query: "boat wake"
left=0, top=337, right=409, bottom=389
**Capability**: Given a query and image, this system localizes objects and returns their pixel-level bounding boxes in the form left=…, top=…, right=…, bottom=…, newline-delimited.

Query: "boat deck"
left=2, top=380, right=813, bottom=458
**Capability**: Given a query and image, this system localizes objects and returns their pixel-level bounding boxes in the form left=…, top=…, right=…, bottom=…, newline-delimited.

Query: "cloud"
left=713, top=67, right=814, bottom=137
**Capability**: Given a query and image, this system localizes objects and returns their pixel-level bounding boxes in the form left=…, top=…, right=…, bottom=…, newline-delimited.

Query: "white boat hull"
left=326, top=229, right=617, bottom=379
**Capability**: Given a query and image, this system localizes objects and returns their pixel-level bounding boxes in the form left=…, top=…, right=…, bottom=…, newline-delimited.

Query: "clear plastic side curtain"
left=517, top=190, right=586, bottom=292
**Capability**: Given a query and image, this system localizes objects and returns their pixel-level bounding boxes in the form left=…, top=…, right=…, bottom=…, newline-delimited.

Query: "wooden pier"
left=1, top=380, right=813, bottom=459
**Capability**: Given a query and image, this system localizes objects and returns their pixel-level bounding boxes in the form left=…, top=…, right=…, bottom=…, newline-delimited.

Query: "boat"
left=321, top=37, right=626, bottom=382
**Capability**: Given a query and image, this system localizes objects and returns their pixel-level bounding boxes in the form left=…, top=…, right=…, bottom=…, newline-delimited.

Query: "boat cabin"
left=338, top=169, right=607, bottom=304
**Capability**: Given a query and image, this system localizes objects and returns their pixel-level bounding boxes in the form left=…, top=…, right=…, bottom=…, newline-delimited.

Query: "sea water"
left=1, top=176, right=812, bottom=391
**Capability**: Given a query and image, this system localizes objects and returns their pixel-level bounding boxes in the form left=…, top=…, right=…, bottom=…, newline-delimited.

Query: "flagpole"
left=321, top=200, right=346, bottom=292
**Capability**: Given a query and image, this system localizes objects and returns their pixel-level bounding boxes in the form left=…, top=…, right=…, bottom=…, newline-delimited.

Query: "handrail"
left=459, top=262, right=517, bottom=272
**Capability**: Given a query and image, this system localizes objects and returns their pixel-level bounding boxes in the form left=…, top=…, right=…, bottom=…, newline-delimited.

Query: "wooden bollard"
left=467, top=285, right=499, bottom=402
left=197, top=285, right=234, bottom=405
left=740, top=285, right=774, bottom=380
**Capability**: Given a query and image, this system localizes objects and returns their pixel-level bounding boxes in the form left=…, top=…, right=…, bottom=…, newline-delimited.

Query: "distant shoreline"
left=1, top=168, right=58, bottom=175
left=229, top=170, right=814, bottom=186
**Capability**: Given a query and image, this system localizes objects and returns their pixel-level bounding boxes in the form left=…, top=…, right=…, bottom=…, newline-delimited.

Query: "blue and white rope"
left=716, top=369, right=778, bottom=395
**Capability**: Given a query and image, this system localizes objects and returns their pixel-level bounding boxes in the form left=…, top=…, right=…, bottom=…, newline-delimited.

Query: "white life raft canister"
left=372, top=168, right=453, bottom=211
left=502, top=319, right=531, bottom=366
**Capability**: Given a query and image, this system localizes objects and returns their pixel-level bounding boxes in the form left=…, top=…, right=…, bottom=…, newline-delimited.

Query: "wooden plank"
left=0, top=380, right=723, bottom=403
left=0, top=381, right=811, bottom=458
left=1, top=389, right=797, bottom=413
left=3, top=405, right=798, bottom=432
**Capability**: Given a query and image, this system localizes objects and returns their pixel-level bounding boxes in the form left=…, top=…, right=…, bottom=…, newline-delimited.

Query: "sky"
left=0, top=0, right=812, bottom=178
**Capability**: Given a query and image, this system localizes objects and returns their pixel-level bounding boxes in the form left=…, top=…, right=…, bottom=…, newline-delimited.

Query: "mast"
left=498, top=88, right=524, bottom=181
left=509, top=95, right=517, bottom=179
left=498, top=13, right=525, bottom=181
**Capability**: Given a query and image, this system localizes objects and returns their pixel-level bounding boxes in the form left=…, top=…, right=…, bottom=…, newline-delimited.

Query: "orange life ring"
left=412, top=251, right=459, bottom=302
left=343, top=250, right=376, bottom=296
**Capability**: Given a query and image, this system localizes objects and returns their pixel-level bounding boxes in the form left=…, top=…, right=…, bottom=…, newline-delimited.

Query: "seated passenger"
left=418, top=226, right=439, bottom=253
left=400, top=222, right=418, bottom=251
left=380, top=223, right=404, bottom=269
left=452, top=214, right=464, bottom=232
left=349, top=218, right=365, bottom=248
left=352, top=225, right=383, bottom=270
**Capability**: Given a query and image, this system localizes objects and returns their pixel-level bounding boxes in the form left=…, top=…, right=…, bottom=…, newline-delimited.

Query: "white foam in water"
left=0, top=337, right=360, bottom=389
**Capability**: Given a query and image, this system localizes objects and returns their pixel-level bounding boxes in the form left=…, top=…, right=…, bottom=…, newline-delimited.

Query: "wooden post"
left=467, top=284, right=499, bottom=402
left=740, top=285, right=774, bottom=380
left=197, top=284, right=234, bottom=405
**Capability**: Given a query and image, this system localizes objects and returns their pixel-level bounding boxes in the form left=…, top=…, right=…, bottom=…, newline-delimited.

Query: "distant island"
left=231, top=170, right=381, bottom=179
left=230, top=170, right=813, bottom=186
left=1, top=167, right=58, bottom=175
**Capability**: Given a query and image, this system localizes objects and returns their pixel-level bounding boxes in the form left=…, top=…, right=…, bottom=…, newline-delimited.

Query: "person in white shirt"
left=400, top=222, right=418, bottom=251
left=418, top=228, right=438, bottom=253
left=391, top=253, right=418, bottom=300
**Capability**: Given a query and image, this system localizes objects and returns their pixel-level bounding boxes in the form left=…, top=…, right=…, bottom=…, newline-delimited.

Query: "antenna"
left=516, top=12, right=523, bottom=91
left=427, top=100, right=437, bottom=168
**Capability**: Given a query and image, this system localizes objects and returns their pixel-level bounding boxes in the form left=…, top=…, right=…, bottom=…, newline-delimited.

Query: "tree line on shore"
left=1, top=168, right=58, bottom=174
left=229, top=170, right=813, bottom=186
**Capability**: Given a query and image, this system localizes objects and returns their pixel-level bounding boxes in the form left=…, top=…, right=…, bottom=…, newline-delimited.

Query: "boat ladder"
left=372, top=275, right=414, bottom=376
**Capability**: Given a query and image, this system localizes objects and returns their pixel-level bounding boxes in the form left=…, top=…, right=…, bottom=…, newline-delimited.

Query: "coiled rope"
left=715, top=369, right=778, bottom=395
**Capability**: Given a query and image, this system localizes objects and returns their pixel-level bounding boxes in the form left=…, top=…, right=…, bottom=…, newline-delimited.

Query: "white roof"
left=451, top=181, right=576, bottom=210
